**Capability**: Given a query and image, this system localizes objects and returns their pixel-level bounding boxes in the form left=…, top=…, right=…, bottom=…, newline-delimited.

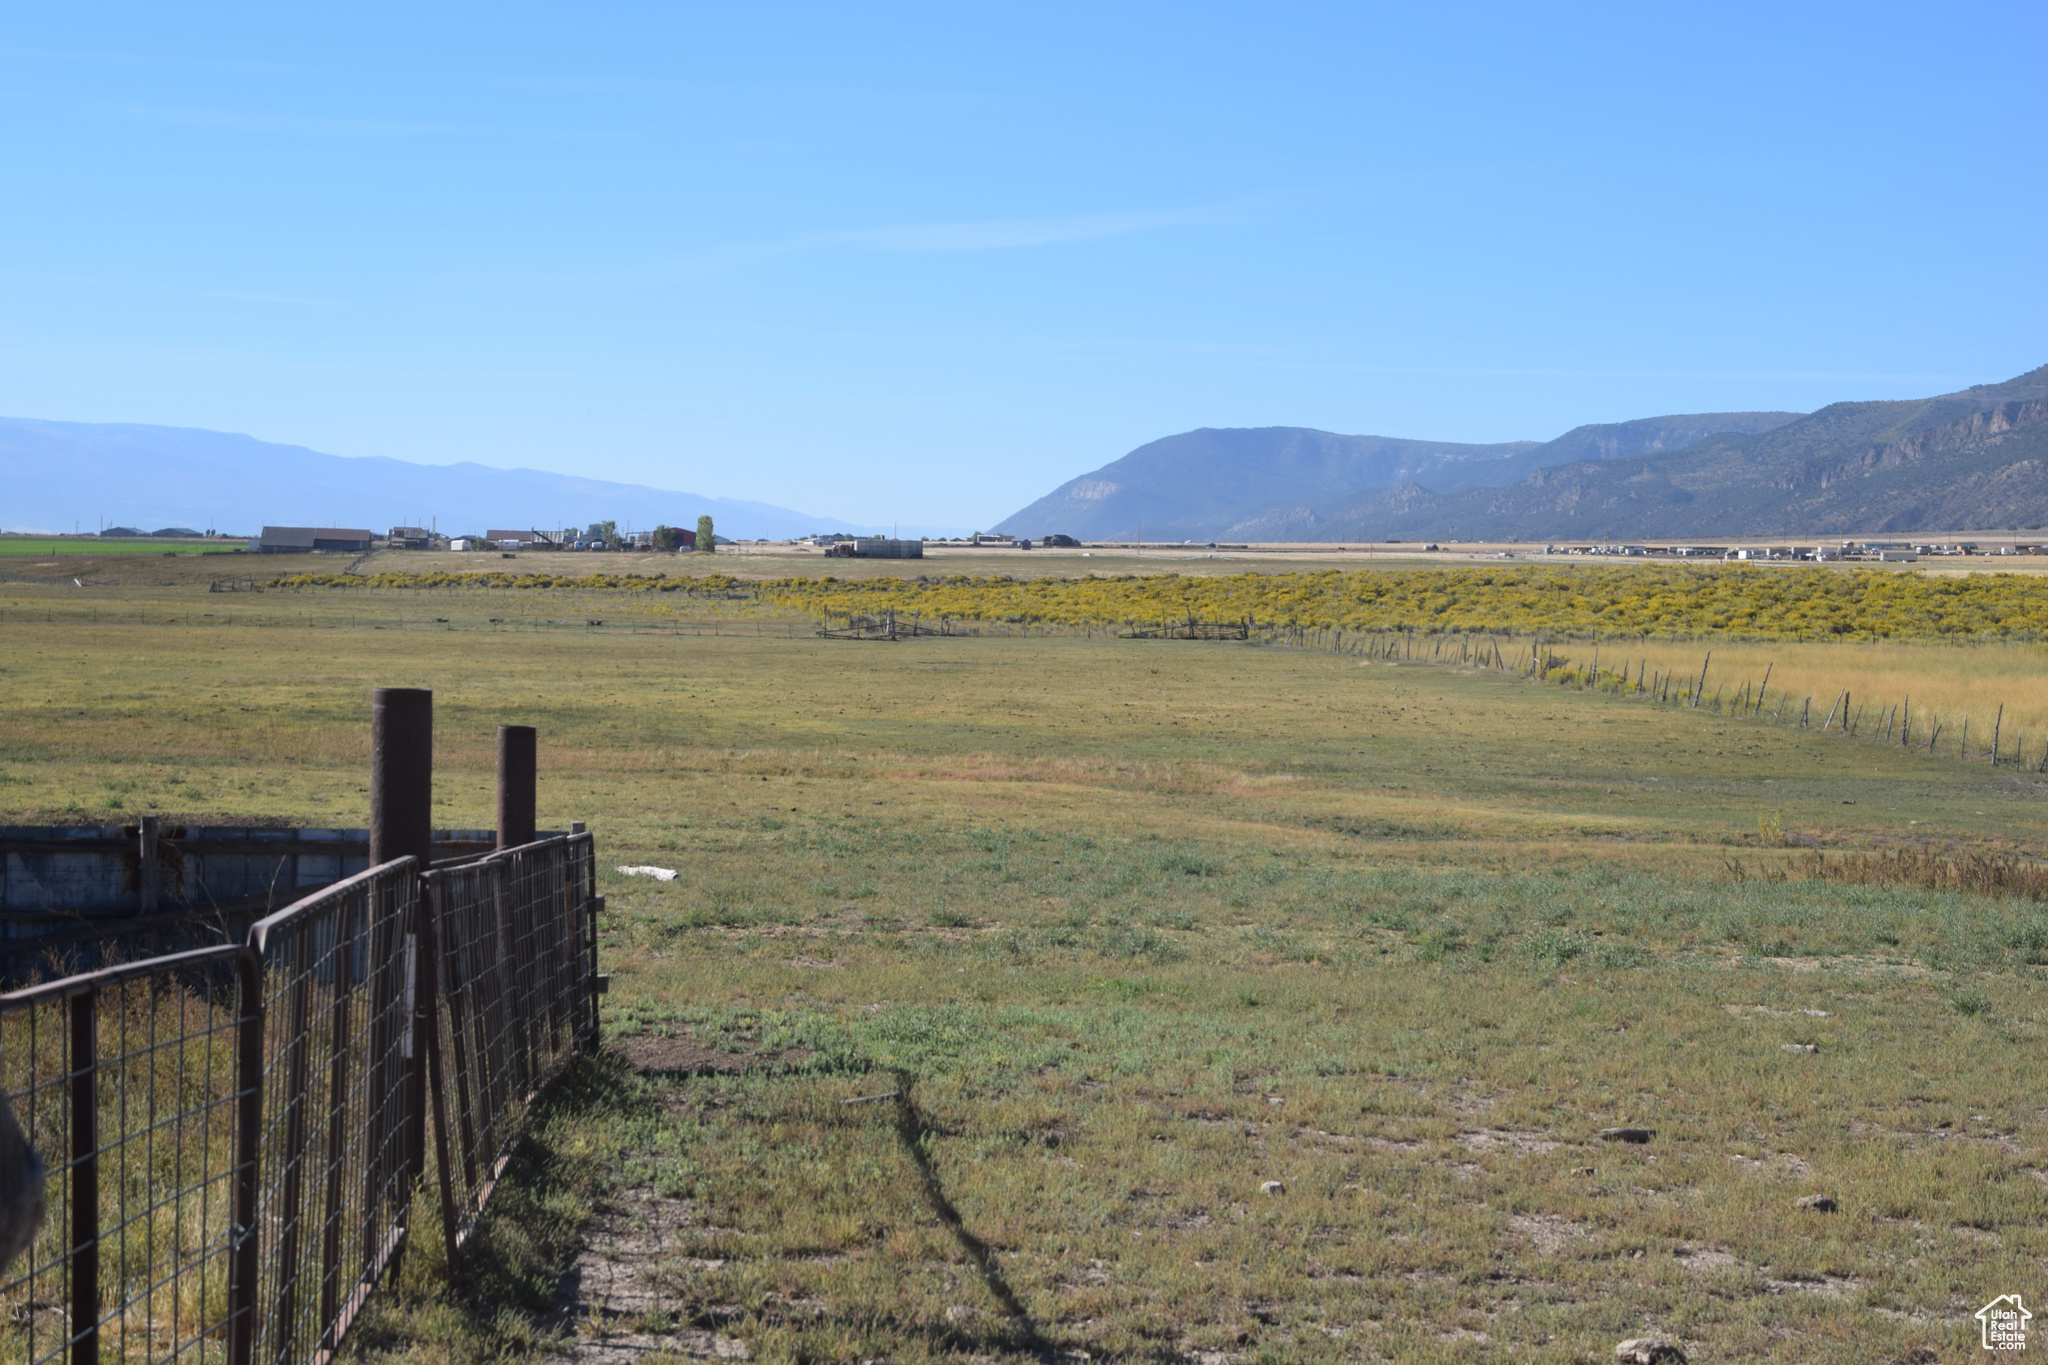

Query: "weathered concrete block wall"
left=0, top=824, right=496, bottom=938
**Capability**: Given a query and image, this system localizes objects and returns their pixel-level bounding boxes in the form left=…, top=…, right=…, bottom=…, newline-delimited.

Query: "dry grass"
left=1533, top=636, right=2048, bottom=759
left=4, top=573, right=2046, bottom=1362
left=1803, top=848, right=2048, bottom=911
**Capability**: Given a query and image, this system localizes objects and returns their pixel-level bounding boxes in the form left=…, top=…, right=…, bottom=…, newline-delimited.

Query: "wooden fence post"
left=497, top=726, right=538, bottom=850
left=370, top=689, right=433, bottom=868
left=370, top=688, right=433, bottom=1274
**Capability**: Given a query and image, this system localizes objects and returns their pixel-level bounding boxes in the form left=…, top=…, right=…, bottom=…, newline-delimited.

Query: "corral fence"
left=0, top=830, right=601, bottom=1365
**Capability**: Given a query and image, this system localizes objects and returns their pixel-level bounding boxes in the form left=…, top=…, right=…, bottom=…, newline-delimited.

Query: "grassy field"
left=3, top=568, right=2045, bottom=1362
left=0, top=536, right=224, bottom=556
left=262, top=555, right=2048, bottom=753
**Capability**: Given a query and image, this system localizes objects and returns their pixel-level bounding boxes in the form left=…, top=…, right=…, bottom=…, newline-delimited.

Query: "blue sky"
left=2, top=3, right=2042, bottom=528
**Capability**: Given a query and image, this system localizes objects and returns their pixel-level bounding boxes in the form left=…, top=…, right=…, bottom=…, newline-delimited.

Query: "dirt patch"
left=1673, top=1245, right=1743, bottom=1274
left=1510, top=1213, right=1589, bottom=1255
left=616, top=1031, right=811, bottom=1076
left=1448, top=1084, right=1500, bottom=1115
left=1455, top=1129, right=1561, bottom=1155
left=1729, top=1151, right=1815, bottom=1178
left=547, top=1187, right=751, bottom=1361
left=1765, top=1273, right=1862, bottom=1298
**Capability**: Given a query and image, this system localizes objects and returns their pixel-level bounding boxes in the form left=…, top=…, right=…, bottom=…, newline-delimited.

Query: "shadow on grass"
left=353, top=1050, right=1093, bottom=1364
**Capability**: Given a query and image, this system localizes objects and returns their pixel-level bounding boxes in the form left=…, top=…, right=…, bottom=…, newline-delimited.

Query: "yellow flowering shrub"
left=267, top=565, right=2048, bottom=643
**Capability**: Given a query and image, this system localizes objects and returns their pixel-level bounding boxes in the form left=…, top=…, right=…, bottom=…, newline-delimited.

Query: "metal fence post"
left=402, top=890, right=431, bottom=1246
left=496, top=726, right=537, bottom=851
left=68, top=989, right=98, bottom=1365
left=270, top=963, right=315, bottom=1365
left=317, top=931, right=355, bottom=1351
left=228, top=948, right=264, bottom=1365
left=416, top=900, right=464, bottom=1287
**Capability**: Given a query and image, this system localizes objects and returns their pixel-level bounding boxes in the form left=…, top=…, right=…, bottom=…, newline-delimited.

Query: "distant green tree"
left=598, top=519, right=619, bottom=547
left=651, top=524, right=681, bottom=552
left=696, top=514, right=716, bottom=552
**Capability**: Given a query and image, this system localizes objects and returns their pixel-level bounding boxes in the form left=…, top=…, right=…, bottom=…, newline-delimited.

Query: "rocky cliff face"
left=1779, top=399, right=2048, bottom=491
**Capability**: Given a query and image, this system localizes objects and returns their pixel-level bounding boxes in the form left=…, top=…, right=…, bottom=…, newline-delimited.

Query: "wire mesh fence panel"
left=244, top=860, right=417, bottom=1365
left=0, top=945, right=253, bottom=1365
left=421, top=858, right=506, bottom=1235
left=0, top=916, right=250, bottom=994
left=424, top=833, right=596, bottom=1250
left=0, top=831, right=600, bottom=1365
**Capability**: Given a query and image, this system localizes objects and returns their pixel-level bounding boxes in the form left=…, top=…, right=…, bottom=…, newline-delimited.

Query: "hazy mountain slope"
left=993, top=428, right=1536, bottom=543
left=994, top=412, right=1799, bottom=542
left=0, top=419, right=893, bottom=539
left=1465, top=411, right=1803, bottom=489
left=1320, top=365, right=2048, bottom=539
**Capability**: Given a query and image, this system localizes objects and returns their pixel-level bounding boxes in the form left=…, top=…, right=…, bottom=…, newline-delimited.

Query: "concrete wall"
left=0, top=823, right=497, bottom=936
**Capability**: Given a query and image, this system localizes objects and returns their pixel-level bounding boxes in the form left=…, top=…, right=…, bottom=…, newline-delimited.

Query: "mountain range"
left=13, top=365, right=2046, bottom=547
left=0, top=419, right=942, bottom=541
left=996, top=365, right=2048, bottom=541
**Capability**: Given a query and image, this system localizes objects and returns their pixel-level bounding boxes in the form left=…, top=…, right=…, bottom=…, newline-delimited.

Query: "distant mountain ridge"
left=0, top=419, right=937, bottom=541
left=1312, top=365, right=2048, bottom=540
left=994, top=411, right=1801, bottom=542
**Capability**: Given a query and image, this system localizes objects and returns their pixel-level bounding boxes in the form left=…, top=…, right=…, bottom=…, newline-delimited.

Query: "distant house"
left=253, top=526, right=374, bottom=554
left=823, top=538, right=923, bottom=559
left=487, top=529, right=562, bottom=550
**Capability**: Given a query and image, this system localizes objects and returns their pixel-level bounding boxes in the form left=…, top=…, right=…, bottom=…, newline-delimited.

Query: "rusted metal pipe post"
left=369, top=689, right=433, bottom=869
left=227, top=949, right=264, bottom=1365
left=70, top=990, right=99, bottom=1365
left=496, top=726, right=537, bottom=850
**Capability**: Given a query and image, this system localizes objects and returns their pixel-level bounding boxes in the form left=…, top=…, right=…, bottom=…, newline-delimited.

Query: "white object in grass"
left=617, top=865, right=678, bottom=882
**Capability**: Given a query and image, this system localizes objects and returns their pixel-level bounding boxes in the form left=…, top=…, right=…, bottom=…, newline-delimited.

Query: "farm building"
left=823, top=538, right=924, bottom=559
left=488, top=528, right=563, bottom=550
left=252, top=526, right=374, bottom=553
